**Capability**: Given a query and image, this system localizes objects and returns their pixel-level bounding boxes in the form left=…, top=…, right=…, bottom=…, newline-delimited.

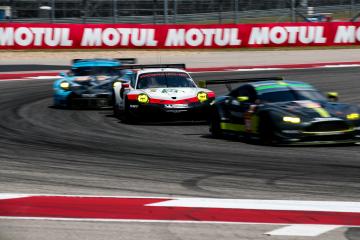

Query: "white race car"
left=113, top=64, right=215, bottom=122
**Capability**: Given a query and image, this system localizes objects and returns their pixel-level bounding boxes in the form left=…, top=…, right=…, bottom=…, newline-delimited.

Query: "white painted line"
left=26, top=76, right=61, bottom=80
left=265, top=224, right=340, bottom=237
left=188, top=69, right=238, bottom=74
left=235, top=68, right=284, bottom=72
left=0, top=79, right=27, bottom=81
left=0, top=194, right=30, bottom=200
left=0, top=78, right=56, bottom=81
left=0, top=193, right=172, bottom=199
left=148, top=198, right=360, bottom=213
left=323, top=64, right=360, bottom=68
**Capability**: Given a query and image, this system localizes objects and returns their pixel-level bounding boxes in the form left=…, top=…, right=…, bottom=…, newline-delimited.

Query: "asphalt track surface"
left=1, top=67, right=360, bottom=240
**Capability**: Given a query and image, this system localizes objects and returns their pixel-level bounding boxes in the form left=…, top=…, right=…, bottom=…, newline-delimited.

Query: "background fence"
left=0, top=0, right=359, bottom=24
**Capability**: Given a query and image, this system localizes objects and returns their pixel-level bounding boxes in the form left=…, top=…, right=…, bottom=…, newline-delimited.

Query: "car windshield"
left=259, top=89, right=326, bottom=103
left=137, top=72, right=195, bottom=89
left=71, top=67, right=121, bottom=76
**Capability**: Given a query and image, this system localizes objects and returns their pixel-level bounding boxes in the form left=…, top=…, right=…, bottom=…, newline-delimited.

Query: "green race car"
left=206, top=78, right=360, bottom=145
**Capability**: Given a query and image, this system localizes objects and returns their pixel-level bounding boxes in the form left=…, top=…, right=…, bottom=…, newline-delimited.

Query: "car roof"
left=137, top=68, right=188, bottom=75
left=72, top=59, right=121, bottom=68
left=248, top=80, right=315, bottom=92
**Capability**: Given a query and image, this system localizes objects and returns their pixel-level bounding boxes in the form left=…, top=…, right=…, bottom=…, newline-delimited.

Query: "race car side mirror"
left=237, top=96, right=249, bottom=102
left=119, top=83, right=130, bottom=99
left=59, top=72, right=66, bottom=77
left=327, top=92, right=339, bottom=102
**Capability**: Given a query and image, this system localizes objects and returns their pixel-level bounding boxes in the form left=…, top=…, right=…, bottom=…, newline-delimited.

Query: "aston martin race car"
left=53, top=58, right=136, bottom=109
left=207, top=78, right=360, bottom=145
left=113, top=64, right=215, bottom=122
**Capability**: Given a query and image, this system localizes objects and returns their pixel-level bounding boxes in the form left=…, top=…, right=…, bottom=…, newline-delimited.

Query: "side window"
left=230, top=86, right=246, bottom=98
left=230, top=86, right=249, bottom=98
left=120, top=71, right=136, bottom=88
left=130, top=74, right=136, bottom=88
left=230, top=85, right=256, bottom=103
left=247, top=86, right=257, bottom=103
left=133, top=73, right=139, bottom=88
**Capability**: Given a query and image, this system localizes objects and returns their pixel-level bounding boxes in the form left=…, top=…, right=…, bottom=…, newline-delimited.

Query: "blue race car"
left=53, top=58, right=136, bottom=109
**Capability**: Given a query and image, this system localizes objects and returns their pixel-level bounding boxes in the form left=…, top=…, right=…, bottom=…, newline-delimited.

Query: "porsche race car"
left=206, top=78, right=360, bottom=145
left=53, top=58, right=136, bottom=109
left=113, top=64, right=215, bottom=122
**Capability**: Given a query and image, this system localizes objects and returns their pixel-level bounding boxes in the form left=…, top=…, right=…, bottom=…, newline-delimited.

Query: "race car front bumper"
left=127, top=102, right=212, bottom=121
left=69, top=93, right=113, bottom=109
left=277, top=121, right=360, bottom=144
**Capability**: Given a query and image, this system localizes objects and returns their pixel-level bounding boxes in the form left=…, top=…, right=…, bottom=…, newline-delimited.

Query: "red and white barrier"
left=0, top=22, right=360, bottom=49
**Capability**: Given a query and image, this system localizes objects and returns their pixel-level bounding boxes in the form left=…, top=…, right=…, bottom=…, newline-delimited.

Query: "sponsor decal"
left=297, top=100, right=331, bottom=117
left=1, top=23, right=360, bottom=49
left=164, top=104, right=189, bottom=108
left=314, top=117, right=342, bottom=121
left=161, top=89, right=185, bottom=94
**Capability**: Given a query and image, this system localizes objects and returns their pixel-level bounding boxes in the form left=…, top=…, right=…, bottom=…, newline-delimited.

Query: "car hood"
left=69, top=76, right=115, bottom=95
left=264, top=100, right=359, bottom=120
left=141, top=88, right=200, bottom=100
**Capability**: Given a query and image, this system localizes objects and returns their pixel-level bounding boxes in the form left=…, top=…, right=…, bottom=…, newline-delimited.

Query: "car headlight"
left=137, top=94, right=149, bottom=104
left=113, top=81, right=122, bottom=88
left=60, top=81, right=70, bottom=90
left=283, top=116, right=301, bottom=124
left=347, top=113, right=360, bottom=120
left=197, top=92, right=208, bottom=102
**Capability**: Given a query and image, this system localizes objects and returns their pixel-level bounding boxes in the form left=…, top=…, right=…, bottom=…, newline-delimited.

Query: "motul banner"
left=0, top=22, right=360, bottom=49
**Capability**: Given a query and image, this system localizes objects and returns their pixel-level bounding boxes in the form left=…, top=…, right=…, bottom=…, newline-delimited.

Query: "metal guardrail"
left=7, top=4, right=360, bottom=24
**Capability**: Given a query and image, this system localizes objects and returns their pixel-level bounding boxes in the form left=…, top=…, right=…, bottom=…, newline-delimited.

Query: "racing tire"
left=67, top=100, right=74, bottom=110
left=258, top=116, right=278, bottom=146
left=209, top=111, right=223, bottom=138
left=66, top=95, right=75, bottom=110
left=122, top=100, right=137, bottom=124
left=113, top=104, right=121, bottom=118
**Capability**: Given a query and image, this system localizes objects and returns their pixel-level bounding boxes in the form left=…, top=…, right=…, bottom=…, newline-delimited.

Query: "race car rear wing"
left=198, top=77, right=284, bottom=91
left=72, top=58, right=137, bottom=64
left=117, top=63, right=186, bottom=70
left=115, top=58, right=138, bottom=64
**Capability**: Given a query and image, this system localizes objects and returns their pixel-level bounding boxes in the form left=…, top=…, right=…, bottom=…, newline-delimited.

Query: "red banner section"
left=0, top=22, right=360, bottom=49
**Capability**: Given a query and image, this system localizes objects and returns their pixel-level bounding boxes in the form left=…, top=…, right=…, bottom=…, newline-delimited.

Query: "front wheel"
left=258, top=117, right=278, bottom=146
left=209, top=111, right=223, bottom=138
left=122, top=100, right=137, bottom=124
left=113, top=104, right=121, bottom=118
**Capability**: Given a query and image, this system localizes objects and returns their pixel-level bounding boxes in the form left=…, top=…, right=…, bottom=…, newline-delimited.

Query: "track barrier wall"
left=0, top=22, right=360, bottom=49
